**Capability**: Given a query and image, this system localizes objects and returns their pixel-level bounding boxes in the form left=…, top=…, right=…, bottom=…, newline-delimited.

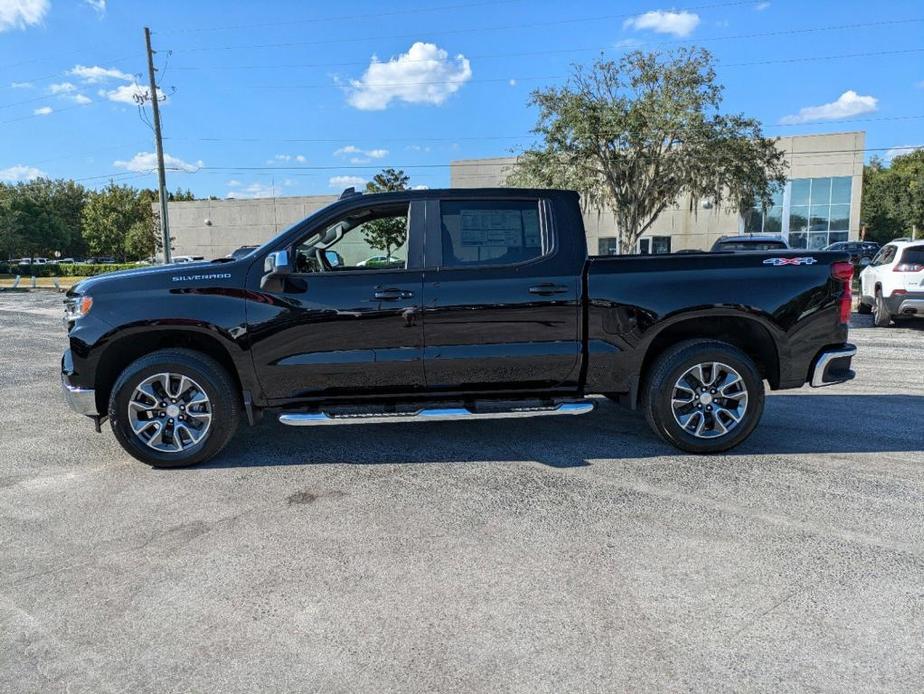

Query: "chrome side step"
left=278, top=401, right=595, bottom=427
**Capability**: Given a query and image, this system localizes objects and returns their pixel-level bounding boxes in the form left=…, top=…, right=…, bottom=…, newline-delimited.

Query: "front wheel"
left=642, top=340, right=765, bottom=454
left=108, top=348, right=241, bottom=468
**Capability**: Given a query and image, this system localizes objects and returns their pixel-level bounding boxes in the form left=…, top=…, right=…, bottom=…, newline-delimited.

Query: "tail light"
left=894, top=263, right=924, bottom=272
left=831, top=261, right=853, bottom=324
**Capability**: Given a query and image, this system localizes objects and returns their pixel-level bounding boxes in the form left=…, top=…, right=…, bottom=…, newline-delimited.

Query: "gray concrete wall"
left=166, top=195, right=337, bottom=259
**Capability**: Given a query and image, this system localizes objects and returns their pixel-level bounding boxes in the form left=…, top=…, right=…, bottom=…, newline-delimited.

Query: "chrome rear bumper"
left=810, top=345, right=857, bottom=388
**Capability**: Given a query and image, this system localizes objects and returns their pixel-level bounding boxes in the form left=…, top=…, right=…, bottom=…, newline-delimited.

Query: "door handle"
left=374, top=288, right=414, bottom=301
left=528, top=284, right=569, bottom=296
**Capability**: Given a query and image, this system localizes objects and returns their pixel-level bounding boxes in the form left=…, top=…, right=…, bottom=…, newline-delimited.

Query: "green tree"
left=0, top=178, right=80, bottom=259
left=363, top=168, right=410, bottom=258
left=82, top=183, right=153, bottom=261
left=509, top=49, right=787, bottom=254
left=862, top=150, right=924, bottom=242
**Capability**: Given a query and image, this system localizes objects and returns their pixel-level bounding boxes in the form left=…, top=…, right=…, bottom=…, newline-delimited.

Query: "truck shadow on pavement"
left=201, top=393, right=924, bottom=469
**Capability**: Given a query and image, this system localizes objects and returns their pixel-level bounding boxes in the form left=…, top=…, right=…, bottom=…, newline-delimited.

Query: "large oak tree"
left=509, top=48, right=787, bottom=254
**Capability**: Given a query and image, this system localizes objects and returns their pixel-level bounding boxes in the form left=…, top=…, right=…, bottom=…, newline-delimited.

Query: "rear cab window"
left=438, top=200, right=545, bottom=267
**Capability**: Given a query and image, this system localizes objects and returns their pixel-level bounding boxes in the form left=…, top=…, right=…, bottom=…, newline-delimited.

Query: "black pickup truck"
left=62, top=188, right=856, bottom=467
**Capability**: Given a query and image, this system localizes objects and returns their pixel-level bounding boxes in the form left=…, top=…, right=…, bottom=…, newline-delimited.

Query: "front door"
left=246, top=200, right=425, bottom=402
left=421, top=197, right=581, bottom=393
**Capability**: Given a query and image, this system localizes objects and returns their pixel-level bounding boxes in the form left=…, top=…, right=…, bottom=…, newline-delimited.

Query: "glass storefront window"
left=809, top=205, right=830, bottom=231
left=598, top=237, right=619, bottom=255
left=789, top=232, right=807, bottom=249
left=829, top=204, right=850, bottom=231
left=831, top=177, right=851, bottom=204
left=810, top=177, right=832, bottom=205
left=785, top=177, right=852, bottom=247
left=790, top=179, right=811, bottom=206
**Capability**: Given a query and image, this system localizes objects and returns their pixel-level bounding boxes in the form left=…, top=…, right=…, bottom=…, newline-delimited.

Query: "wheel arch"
left=634, top=313, right=781, bottom=408
left=94, top=328, right=245, bottom=414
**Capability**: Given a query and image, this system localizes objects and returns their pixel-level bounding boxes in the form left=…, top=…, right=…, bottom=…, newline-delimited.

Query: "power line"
left=168, top=15, right=923, bottom=55
left=158, top=0, right=535, bottom=34
left=161, top=115, right=924, bottom=147
left=180, top=146, right=920, bottom=173
left=219, top=46, right=924, bottom=90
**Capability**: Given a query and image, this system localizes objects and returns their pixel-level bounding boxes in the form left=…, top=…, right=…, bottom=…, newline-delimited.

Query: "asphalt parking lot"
left=1, top=291, right=923, bottom=693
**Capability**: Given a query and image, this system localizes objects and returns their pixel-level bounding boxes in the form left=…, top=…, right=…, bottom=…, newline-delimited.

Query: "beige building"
left=451, top=131, right=865, bottom=254
left=168, top=131, right=864, bottom=258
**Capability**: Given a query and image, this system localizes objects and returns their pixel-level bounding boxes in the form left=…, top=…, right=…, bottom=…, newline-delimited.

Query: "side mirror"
left=261, top=250, right=292, bottom=290
left=324, top=250, right=341, bottom=268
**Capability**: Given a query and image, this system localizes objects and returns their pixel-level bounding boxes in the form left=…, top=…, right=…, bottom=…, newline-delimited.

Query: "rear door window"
left=438, top=200, right=544, bottom=267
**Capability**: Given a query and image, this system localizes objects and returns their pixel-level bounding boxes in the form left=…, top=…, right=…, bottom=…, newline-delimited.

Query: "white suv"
left=859, top=240, right=924, bottom=326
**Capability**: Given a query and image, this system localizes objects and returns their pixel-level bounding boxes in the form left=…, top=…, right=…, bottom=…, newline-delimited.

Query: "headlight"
left=64, top=295, right=93, bottom=322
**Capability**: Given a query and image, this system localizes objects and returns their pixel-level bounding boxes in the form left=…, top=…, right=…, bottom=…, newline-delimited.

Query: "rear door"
left=420, top=195, right=582, bottom=393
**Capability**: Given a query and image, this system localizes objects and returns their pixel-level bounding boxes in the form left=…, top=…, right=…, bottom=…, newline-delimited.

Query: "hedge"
left=0, top=262, right=141, bottom=277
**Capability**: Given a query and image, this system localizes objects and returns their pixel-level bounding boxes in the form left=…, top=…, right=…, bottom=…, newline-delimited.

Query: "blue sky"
left=0, top=0, right=922, bottom=198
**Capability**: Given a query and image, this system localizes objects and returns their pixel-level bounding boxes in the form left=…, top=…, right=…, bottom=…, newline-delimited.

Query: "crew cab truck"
left=62, top=188, right=857, bottom=467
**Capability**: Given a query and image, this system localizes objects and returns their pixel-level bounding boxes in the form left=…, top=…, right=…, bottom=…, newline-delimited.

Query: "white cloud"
left=329, top=175, right=367, bottom=189
left=334, top=145, right=389, bottom=159
left=346, top=41, right=472, bottom=111
left=885, top=145, right=922, bottom=160
left=0, top=164, right=46, bottom=181
left=113, top=152, right=203, bottom=173
left=83, top=0, right=106, bottom=15
left=266, top=153, right=307, bottom=164
left=226, top=182, right=286, bottom=199
left=754, top=2, right=770, bottom=10
left=49, top=82, right=76, bottom=94
left=614, top=38, right=644, bottom=49
left=226, top=179, right=242, bottom=187
left=412, top=184, right=429, bottom=190
left=99, top=83, right=167, bottom=105
left=69, top=64, right=133, bottom=84
left=71, top=94, right=92, bottom=105
left=33, top=106, right=52, bottom=116
left=11, top=81, right=34, bottom=89
left=780, top=90, right=878, bottom=124
left=0, top=0, right=49, bottom=32
left=623, top=10, right=700, bottom=37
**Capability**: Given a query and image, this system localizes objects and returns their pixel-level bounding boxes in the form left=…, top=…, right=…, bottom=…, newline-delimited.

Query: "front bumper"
left=61, top=349, right=98, bottom=416
left=810, top=344, right=856, bottom=388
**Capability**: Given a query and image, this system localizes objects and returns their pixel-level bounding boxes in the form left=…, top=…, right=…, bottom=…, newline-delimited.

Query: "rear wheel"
left=108, top=349, right=240, bottom=468
left=642, top=340, right=765, bottom=454
left=873, top=289, right=891, bottom=327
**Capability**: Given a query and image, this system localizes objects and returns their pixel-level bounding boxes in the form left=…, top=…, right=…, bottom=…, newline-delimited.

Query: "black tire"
left=642, top=339, right=765, bottom=454
left=857, top=300, right=872, bottom=315
left=873, top=289, right=891, bottom=328
left=108, top=348, right=240, bottom=468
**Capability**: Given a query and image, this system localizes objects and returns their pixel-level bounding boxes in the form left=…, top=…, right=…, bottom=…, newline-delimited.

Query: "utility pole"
left=144, top=26, right=172, bottom=264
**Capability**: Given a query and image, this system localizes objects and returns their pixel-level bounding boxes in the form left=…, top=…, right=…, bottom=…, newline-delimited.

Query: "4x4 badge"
left=762, top=257, right=818, bottom=266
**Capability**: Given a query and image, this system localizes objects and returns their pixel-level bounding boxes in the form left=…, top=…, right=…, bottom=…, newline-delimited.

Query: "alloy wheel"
left=670, top=361, right=749, bottom=439
left=128, top=372, right=212, bottom=452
